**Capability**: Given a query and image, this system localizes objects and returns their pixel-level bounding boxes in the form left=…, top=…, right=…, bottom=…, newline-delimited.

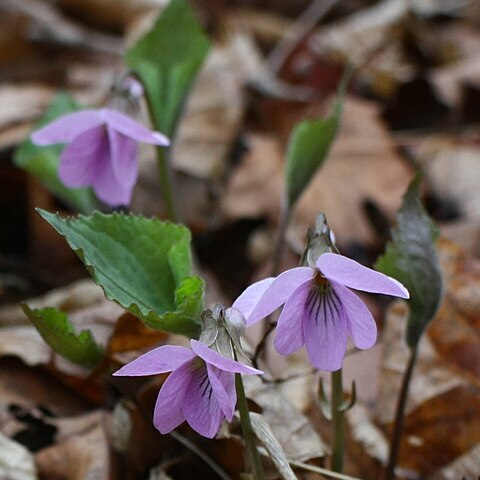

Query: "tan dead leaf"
left=415, top=135, right=480, bottom=223
left=376, top=239, right=480, bottom=476
left=411, top=0, right=474, bottom=16
left=344, top=403, right=389, bottom=478
left=313, top=7, right=415, bottom=99
left=35, top=410, right=113, bottom=480
left=310, top=0, right=408, bottom=65
left=291, top=96, right=413, bottom=248
left=0, top=85, right=54, bottom=129
left=398, top=385, right=480, bottom=476
left=429, top=22, right=480, bottom=106
left=375, top=302, right=466, bottom=426
left=0, top=357, right=89, bottom=437
left=0, top=279, right=124, bottom=377
left=428, top=443, right=480, bottom=480
left=223, top=96, right=413, bottom=249
left=222, top=132, right=283, bottom=222
left=244, top=375, right=328, bottom=462
left=0, top=432, right=37, bottom=480
left=0, top=279, right=106, bottom=326
left=111, top=385, right=178, bottom=479
left=426, top=241, right=480, bottom=383
left=148, top=465, right=174, bottom=480
left=58, top=0, right=167, bottom=34
left=172, top=30, right=262, bottom=179
left=107, top=312, right=167, bottom=355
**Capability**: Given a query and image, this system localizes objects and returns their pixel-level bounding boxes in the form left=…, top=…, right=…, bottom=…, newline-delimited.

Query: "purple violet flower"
left=233, top=253, right=409, bottom=371
left=31, top=108, right=169, bottom=207
left=113, top=339, right=262, bottom=438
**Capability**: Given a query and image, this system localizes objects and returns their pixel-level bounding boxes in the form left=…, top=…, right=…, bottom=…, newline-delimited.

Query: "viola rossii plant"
left=16, top=0, right=443, bottom=479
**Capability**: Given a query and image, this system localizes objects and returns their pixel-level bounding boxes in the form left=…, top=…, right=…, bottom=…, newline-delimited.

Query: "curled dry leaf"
left=376, top=238, right=480, bottom=476
left=248, top=412, right=297, bottom=480
left=244, top=375, right=328, bottom=463
left=223, top=96, right=413, bottom=249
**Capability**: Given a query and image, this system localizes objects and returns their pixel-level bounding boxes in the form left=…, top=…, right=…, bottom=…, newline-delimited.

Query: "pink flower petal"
left=100, top=109, right=170, bottom=146
left=274, top=278, right=311, bottom=356
left=317, top=253, right=409, bottom=298
left=303, top=289, right=347, bottom=371
left=191, top=340, right=263, bottom=375
left=31, top=110, right=103, bottom=145
left=153, top=361, right=192, bottom=434
left=113, top=345, right=196, bottom=376
left=207, top=364, right=236, bottom=421
left=58, top=126, right=108, bottom=188
left=91, top=148, right=133, bottom=206
left=331, top=281, right=377, bottom=349
left=107, top=128, right=138, bottom=189
left=232, top=277, right=274, bottom=322
left=243, top=267, right=315, bottom=326
left=183, top=364, right=224, bottom=438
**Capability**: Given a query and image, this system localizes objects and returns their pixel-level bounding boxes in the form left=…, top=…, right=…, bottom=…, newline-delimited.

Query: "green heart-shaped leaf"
left=39, top=210, right=203, bottom=337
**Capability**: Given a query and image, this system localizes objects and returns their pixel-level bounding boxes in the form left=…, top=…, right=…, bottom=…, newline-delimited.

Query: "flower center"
left=313, top=271, right=330, bottom=293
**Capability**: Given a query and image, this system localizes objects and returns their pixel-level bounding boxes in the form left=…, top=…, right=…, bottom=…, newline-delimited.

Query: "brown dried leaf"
left=223, top=96, right=413, bottom=249
left=0, top=85, right=54, bottom=129
left=58, top=0, right=167, bottom=34
left=345, top=403, right=389, bottom=478
left=172, top=30, right=262, bottom=179
left=415, top=136, right=480, bottom=224
left=0, top=357, right=90, bottom=444
left=0, top=279, right=123, bottom=377
left=311, top=0, right=408, bottom=66
left=244, top=375, right=328, bottom=462
left=35, top=410, right=113, bottom=480
left=376, top=239, right=480, bottom=476
left=107, top=312, right=167, bottom=355
left=428, top=443, right=480, bottom=480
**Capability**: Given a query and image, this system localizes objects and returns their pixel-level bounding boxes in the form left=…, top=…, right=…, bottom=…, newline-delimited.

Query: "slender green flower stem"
left=331, top=368, right=346, bottom=473
left=156, top=147, right=178, bottom=222
left=384, top=345, right=419, bottom=480
left=235, top=373, right=265, bottom=480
